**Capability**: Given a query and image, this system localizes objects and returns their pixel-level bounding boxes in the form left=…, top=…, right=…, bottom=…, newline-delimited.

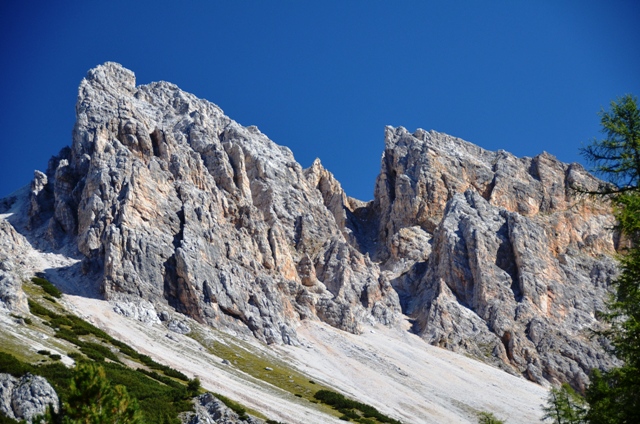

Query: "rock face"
left=0, top=373, right=59, bottom=423
left=5, top=63, right=618, bottom=390
left=185, top=393, right=264, bottom=424
left=0, top=218, right=30, bottom=314
left=24, top=62, right=400, bottom=345
left=363, top=127, right=618, bottom=390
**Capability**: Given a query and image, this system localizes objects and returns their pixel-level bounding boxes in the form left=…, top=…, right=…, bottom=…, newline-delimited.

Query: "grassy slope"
left=2, top=278, right=400, bottom=424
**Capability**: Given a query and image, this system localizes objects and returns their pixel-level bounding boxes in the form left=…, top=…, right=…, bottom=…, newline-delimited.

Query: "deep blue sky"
left=1, top=1, right=639, bottom=201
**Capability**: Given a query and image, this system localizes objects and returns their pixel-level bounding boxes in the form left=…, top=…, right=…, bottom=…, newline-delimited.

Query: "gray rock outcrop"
left=184, top=393, right=264, bottom=424
left=0, top=373, right=59, bottom=423
left=0, top=219, right=30, bottom=314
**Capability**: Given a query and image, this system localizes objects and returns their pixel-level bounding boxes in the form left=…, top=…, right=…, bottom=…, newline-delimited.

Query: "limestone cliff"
left=360, top=127, right=618, bottom=390
left=21, top=62, right=400, bottom=345
left=0, top=211, right=31, bottom=315
left=1, top=63, right=618, bottom=390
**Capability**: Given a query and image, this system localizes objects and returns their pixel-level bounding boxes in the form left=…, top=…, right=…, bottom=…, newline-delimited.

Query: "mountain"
left=369, top=127, right=617, bottom=391
left=0, top=63, right=618, bottom=422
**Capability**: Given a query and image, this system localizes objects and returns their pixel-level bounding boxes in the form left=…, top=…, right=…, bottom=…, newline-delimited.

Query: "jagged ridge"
left=1, top=63, right=618, bottom=391
left=19, top=62, right=400, bottom=346
left=361, top=127, right=618, bottom=390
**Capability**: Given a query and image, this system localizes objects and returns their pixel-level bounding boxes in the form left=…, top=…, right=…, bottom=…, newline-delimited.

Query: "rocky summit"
left=0, top=62, right=617, bottom=395
left=367, top=127, right=617, bottom=391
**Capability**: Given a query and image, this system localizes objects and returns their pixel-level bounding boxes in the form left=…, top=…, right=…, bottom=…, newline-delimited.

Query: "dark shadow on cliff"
left=388, top=261, right=429, bottom=325
left=345, top=202, right=380, bottom=258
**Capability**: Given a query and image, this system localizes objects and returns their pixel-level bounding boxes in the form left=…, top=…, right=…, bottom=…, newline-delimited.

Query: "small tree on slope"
left=542, top=383, right=587, bottom=423
left=578, top=94, right=640, bottom=423
left=64, top=362, right=142, bottom=424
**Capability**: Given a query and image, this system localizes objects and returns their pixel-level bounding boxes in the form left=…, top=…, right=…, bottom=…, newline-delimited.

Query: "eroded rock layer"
left=366, top=127, right=617, bottom=389
left=7, top=63, right=617, bottom=389
left=24, top=62, right=400, bottom=345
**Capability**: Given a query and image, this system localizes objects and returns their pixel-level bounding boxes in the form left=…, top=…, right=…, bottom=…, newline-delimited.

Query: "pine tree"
left=580, top=94, right=640, bottom=194
left=186, top=377, right=201, bottom=397
left=477, top=411, right=505, bottom=424
left=579, top=94, right=640, bottom=423
left=542, top=383, right=587, bottom=423
left=64, top=362, right=142, bottom=424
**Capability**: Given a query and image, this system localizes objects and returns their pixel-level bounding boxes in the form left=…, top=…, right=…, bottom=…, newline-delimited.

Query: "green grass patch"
left=0, top=351, right=33, bottom=377
left=189, top=328, right=336, bottom=419
left=78, top=340, right=121, bottom=363
left=137, top=368, right=185, bottom=389
left=31, top=276, right=63, bottom=298
left=313, top=390, right=402, bottom=424
left=100, top=361, right=193, bottom=423
left=190, top=329, right=323, bottom=402
left=0, top=334, right=46, bottom=367
left=28, top=298, right=189, bottom=382
left=28, top=299, right=59, bottom=319
left=137, top=354, right=189, bottom=381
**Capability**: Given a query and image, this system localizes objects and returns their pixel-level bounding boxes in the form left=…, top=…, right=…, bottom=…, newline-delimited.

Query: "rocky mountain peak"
left=1, top=63, right=618, bottom=392
left=20, top=62, right=401, bottom=346
left=84, top=61, right=136, bottom=92
left=369, top=125, right=617, bottom=390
